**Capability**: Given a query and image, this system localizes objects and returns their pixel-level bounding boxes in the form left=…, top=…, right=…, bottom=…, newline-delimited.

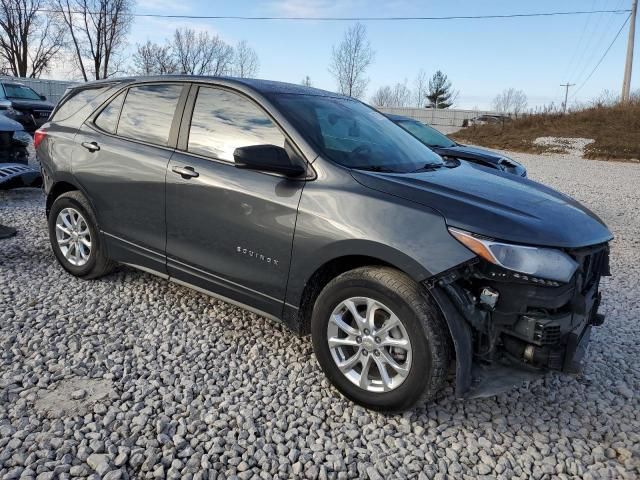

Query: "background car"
left=387, top=114, right=527, bottom=177
left=0, top=102, right=40, bottom=189
left=0, top=80, right=55, bottom=132
left=463, top=114, right=511, bottom=127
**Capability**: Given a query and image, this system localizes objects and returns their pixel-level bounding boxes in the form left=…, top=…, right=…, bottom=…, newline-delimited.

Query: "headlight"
left=12, top=130, right=33, bottom=147
left=448, top=227, right=578, bottom=283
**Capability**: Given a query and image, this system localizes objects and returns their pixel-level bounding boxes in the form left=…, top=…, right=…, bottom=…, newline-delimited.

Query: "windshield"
left=271, top=94, right=444, bottom=173
left=2, top=84, right=42, bottom=101
left=396, top=120, right=456, bottom=148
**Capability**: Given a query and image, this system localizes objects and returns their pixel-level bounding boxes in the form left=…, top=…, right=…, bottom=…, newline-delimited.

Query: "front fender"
left=285, top=165, right=475, bottom=310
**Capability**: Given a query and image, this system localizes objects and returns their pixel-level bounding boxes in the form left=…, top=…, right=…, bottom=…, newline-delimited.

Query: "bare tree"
left=492, top=88, right=528, bottom=116
left=55, top=0, right=134, bottom=80
left=590, top=89, right=619, bottom=107
left=131, top=40, right=177, bottom=75
left=0, top=0, right=65, bottom=77
left=172, top=28, right=234, bottom=76
left=370, top=85, right=393, bottom=107
left=426, top=70, right=456, bottom=109
left=391, top=81, right=411, bottom=107
left=371, top=81, right=412, bottom=107
left=413, top=69, right=428, bottom=107
left=329, top=23, right=374, bottom=99
left=233, top=40, right=258, bottom=78
left=301, top=75, right=312, bottom=87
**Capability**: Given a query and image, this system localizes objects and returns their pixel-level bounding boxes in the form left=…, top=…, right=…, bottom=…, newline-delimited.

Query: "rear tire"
left=48, top=191, right=115, bottom=279
left=311, top=266, right=451, bottom=412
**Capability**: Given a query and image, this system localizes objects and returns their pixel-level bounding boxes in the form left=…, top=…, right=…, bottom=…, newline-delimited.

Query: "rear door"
left=73, top=82, right=188, bottom=272
left=165, top=85, right=307, bottom=317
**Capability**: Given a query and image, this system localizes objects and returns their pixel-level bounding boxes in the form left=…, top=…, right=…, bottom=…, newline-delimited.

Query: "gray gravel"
left=1, top=152, right=639, bottom=479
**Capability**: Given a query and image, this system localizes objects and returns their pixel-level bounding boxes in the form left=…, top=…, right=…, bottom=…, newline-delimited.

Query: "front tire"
left=311, top=267, right=451, bottom=411
left=48, top=191, right=114, bottom=279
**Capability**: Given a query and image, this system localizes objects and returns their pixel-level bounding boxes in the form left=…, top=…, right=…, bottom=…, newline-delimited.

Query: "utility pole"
left=560, top=83, right=575, bottom=113
left=622, top=0, right=637, bottom=103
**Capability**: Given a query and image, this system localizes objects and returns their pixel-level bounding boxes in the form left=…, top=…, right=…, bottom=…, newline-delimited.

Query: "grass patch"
left=451, top=101, right=640, bottom=161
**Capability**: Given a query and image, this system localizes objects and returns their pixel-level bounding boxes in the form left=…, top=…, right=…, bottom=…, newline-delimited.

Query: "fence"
left=377, top=106, right=499, bottom=128
left=0, top=77, right=79, bottom=105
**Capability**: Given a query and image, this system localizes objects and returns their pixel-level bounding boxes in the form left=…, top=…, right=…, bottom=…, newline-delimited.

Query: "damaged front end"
left=426, top=232, right=611, bottom=399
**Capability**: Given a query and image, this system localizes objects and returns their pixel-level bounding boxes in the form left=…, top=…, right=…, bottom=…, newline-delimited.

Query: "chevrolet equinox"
left=36, top=77, right=612, bottom=411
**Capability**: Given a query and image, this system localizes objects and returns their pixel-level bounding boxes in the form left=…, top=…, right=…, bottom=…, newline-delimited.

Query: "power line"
left=28, top=8, right=632, bottom=21
left=561, top=0, right=599, bottom=82
left=570, top=0, right=625, bottom=86
left=571, top=13, right=632, bottom=99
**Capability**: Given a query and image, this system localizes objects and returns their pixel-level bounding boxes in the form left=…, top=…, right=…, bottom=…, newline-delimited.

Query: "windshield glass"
left=2, top=84, right=42, bottom=101
left=396, top=120, right=456, bottom=148
left=271, top=94, right=444, bottom=172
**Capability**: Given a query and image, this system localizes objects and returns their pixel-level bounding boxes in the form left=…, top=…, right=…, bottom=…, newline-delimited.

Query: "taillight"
left=33, top=130, right=46, bottom=150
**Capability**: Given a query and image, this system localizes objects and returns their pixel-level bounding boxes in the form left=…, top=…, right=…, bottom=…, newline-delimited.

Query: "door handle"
left=171, top=165, right=199, bottom=179
left=81, top=141, right=100, bottom=152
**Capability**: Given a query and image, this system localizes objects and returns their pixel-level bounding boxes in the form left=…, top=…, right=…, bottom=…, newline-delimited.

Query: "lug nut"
left=356, top=336, right=362, bottom=344
left=362, top=350, right=368, bottom=356
left=374, top=350, right=380, bottom=356
left=375, top=337, right=381, bottom=343
left=363, top=329, right=370, bottom=335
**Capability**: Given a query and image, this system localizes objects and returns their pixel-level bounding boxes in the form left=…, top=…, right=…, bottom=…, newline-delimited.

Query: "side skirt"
left=122, top=262, right=283, bottom=325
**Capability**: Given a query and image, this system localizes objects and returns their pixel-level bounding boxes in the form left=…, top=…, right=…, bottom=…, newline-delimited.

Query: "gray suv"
left=37, top=77, right=612, bottom=411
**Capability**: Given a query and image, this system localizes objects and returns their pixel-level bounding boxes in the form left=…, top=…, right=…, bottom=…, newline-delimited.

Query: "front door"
left=165, top=86, right=306, bottom=317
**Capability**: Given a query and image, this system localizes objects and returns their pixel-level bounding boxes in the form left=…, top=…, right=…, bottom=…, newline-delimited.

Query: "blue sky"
left=126, top=0, right=638, bottom=109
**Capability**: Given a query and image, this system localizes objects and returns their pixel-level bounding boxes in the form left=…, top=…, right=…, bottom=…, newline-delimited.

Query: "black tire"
left=311, top=266, right=451, bottom=412
left=48, top=191, right=115, bottom=279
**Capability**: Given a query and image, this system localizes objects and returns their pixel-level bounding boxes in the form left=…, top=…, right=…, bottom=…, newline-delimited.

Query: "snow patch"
left=534, top=137, right=595, bottom=157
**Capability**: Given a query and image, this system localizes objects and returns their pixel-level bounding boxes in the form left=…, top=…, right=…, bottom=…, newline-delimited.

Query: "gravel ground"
left=1, top=152, right=639, bottom=480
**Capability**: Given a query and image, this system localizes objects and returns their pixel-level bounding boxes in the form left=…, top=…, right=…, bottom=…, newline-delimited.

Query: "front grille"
left=570, top=244, right=610, bottom=294
left=533, top=322, right=561, bottom=345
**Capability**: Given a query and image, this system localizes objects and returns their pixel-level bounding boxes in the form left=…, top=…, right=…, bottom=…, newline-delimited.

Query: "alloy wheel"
left=55, top=207, right=92, bottom=266
left=327, top=297, right=412, bottom=393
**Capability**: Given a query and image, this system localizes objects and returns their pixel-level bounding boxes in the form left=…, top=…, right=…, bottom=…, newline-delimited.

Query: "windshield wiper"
left=354, top=165, right=399, bottom=173
left=410, top=163, right=445, bottom=173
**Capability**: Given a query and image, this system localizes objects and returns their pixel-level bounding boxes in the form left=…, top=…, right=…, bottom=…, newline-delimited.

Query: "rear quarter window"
left=94, top=91, right=126, bottom=134
left=50, top=85, right=115, bottom=125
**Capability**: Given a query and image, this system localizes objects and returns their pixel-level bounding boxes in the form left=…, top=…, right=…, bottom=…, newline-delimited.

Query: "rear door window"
left=94, top=91, right=125, bottom=134
left=187, top=87, right=286, bottom=161
left=117, top=84, right=183, bottom=146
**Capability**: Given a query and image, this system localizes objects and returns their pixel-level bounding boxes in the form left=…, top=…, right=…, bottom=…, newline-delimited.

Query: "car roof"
left=70, top=75, right=349, bottom=99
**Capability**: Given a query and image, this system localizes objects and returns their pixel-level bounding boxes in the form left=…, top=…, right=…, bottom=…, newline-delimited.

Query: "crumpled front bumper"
left=428, top=243, right=610, bottom=399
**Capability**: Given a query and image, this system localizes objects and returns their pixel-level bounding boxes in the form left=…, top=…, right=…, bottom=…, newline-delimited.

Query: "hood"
left=0, top=114, right=24, bottom=132
left=435, top=144, right=504, bottom=162
left=432, top=144, right=527, bottom=176
left=351, top=162, right=612, bottom=249
left=9, top=99, right=55, bottom=111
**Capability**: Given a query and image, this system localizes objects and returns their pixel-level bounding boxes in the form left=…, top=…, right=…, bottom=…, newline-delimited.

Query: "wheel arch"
left=45, top=177, right=97, bottom=221
left=285, top=240, right=435, bottom=335
left=46, top=180, right=80, bottom=218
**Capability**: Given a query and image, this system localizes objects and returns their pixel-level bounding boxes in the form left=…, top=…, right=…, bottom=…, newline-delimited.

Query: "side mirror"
left=40, top=95, right=47, bottom=101
left=233, top=144, right=305, bottom=177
